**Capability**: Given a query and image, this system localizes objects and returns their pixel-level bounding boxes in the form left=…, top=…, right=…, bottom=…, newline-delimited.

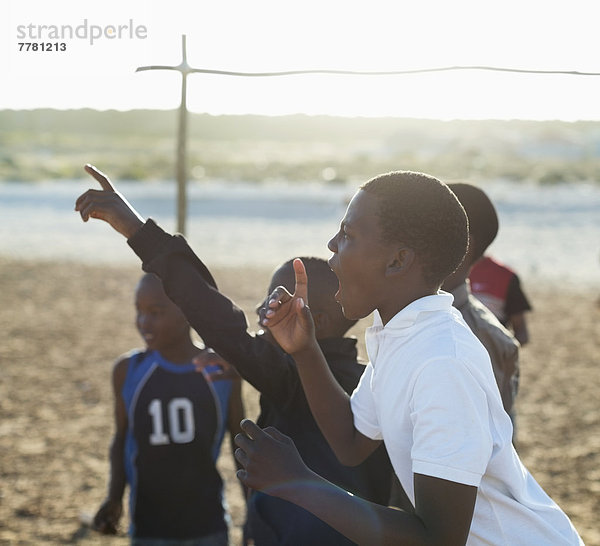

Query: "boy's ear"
left=312, top=310, right=330, bottom=333
left=385, top=247, right=415, bottom=277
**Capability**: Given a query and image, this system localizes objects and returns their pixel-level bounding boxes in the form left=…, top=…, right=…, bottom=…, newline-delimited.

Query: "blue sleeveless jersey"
left=122, top=350, right=232, bottom=539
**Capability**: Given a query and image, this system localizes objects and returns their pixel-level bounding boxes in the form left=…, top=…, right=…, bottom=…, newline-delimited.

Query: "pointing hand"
left=75, top=164, right=145, bottom=238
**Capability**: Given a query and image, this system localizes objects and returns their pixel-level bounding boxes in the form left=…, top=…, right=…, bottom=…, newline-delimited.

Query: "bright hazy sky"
left=2, top=0, right=600, bottom=120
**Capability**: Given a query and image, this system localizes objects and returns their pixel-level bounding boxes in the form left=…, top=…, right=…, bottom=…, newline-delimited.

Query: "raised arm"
left=261, top=259, right=379, bottom=466
left=75, top=165, right=301, bottom=404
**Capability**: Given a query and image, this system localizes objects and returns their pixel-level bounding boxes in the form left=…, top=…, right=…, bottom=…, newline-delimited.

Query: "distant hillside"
left=2, top=109, right=600, bottom=183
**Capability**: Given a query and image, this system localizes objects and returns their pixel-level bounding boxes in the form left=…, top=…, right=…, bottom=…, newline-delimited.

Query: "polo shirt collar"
left=366, top=292, right=454, bottom=365
left=372, top=291, right=455, bottom=331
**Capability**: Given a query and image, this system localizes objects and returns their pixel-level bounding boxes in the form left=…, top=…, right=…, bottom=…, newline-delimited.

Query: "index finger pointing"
left=292, top=258, right=309, bottom=305
left=84, top=164, right=115, bottom=192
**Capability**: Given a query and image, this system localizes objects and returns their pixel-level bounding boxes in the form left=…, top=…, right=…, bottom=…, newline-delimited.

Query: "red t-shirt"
left=469, top=256, right=532, bottom=325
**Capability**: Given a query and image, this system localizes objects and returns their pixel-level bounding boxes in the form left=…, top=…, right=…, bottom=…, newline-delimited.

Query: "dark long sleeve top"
left=128, top=219, right=394, bottom=545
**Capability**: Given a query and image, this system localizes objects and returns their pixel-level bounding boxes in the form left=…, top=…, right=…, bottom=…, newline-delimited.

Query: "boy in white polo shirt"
left=234, top=171, right=583, bottom=544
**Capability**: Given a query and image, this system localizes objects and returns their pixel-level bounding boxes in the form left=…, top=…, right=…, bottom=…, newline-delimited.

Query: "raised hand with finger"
left=75, top=164, right=145, bottom=238
left=260, top=258, right=318, bottom=356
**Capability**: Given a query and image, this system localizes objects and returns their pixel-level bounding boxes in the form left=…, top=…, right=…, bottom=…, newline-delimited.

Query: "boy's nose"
left=327, top=234, right=338, bottom=253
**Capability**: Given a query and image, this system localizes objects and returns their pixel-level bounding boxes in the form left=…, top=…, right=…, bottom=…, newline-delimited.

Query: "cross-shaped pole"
left=137, top=36, right=600, bottom=236
left=136, top=34, right=191, bottom=235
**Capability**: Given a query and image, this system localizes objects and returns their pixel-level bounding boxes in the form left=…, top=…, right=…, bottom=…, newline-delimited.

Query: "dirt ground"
left=1, top=258, right=598, bottom=545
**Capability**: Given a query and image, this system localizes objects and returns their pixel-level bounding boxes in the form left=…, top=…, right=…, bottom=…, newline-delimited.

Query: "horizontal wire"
left=137, top=65, right=600, bottom=77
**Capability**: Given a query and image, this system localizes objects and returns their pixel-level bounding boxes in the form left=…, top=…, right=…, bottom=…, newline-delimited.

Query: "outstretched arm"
left=261, top=259, right=379, bottom=466
left=235, top=420, right=476, bottom=546
left=75, top=165, right=300, bottom=404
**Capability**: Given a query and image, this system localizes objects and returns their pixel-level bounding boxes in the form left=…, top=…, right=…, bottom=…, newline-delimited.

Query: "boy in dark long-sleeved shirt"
left=76, top=164, right=394, bottom=545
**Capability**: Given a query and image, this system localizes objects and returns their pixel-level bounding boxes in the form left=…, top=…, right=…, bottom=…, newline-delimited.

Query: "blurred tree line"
left=1, top=109, right=600, bottom=184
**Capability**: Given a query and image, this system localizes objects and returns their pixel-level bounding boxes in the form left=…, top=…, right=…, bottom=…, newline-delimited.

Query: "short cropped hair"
left=270, top=257, right=337, bottom=300
left=361, top=171, right=468, bottom=286
left=447, top=183, right=498, bottom=260
left=271, top=256, right=347, bottom=313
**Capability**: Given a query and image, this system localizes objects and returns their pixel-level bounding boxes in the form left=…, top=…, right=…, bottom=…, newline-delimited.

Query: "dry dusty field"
left=1, top=257, right=598, bottom=545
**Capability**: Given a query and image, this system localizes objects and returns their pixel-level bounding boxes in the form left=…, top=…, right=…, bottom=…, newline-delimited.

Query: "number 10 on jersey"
left=148, top=398, right=196, bottom=445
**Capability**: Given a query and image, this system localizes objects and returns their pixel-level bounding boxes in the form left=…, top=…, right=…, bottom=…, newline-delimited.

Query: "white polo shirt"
left=351, top=292, right=583, bottom=545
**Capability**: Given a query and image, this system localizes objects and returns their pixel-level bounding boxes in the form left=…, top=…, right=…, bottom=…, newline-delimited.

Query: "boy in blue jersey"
left=92, top=272, right=244, bottom=545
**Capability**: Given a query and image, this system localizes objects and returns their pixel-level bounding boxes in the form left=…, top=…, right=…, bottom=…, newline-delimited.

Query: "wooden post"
left=137, top=34, right=190, bottom=234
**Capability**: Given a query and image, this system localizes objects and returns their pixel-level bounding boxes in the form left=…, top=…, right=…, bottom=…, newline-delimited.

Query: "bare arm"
left=260, top=258, right=380, bottom=466
left=508, top=312, right=529, bottom=345
left=93, top=357, right=129, bottom=535
left=235, top=420, right=477, bottom=545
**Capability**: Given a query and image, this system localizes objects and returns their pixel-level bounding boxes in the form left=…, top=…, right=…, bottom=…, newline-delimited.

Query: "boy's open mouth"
left=328, top=261, right=342, bottom=302
left=335, top=279, right=342, bottom=303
